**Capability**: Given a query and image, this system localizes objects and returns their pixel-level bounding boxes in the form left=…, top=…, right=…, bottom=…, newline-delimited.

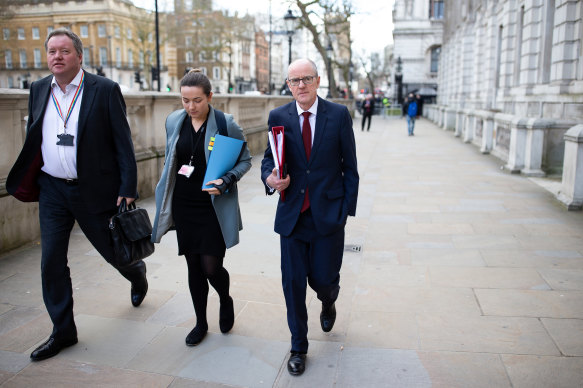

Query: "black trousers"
left=38, top=172, right=144, bottom=339
left=280, top=209, right=344, bottom=353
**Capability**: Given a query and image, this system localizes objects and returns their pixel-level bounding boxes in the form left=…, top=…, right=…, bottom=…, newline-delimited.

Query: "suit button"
left=300, top=189, right=305, bottom=194
left=306, top=170, right=310, bottom=174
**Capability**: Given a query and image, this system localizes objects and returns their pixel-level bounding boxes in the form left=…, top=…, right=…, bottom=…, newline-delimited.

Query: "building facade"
left=392, top=0, right=444, bottom=103
left=430, top=0, right=583, bottom=176
left=0, top=0, right=173, bottom=91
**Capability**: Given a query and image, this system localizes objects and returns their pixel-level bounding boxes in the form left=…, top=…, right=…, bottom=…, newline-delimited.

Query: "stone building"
left=430, top=0, right=582, bottom=175
left=392, top=0, right=444, bottom=103
left=0, top=0, right=173, bottom=91
left=426, top=0, right=583, bottom=209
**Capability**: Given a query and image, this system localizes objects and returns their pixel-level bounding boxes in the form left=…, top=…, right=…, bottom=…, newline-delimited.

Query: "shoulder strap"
left=213, top=108, right=228, bottom=137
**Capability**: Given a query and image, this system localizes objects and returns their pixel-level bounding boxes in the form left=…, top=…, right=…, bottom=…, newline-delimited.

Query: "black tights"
left=185, top=254, right=230, bottom=329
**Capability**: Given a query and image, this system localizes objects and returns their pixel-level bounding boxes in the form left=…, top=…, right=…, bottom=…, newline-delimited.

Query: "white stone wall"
left=432, top=0, right=583, bottom=176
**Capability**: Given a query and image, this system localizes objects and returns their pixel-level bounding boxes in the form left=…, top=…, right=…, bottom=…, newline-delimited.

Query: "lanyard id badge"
left=178, top=123, right=206, bottom=179
left=52, top=72, right=84, bottom=147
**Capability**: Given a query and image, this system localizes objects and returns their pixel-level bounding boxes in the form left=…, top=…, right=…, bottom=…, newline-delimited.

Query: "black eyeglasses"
left=287, top=75, right=316, bottom=86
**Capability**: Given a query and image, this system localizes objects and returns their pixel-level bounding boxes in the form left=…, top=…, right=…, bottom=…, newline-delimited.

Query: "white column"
left=557, top=125, right=583, bottom=210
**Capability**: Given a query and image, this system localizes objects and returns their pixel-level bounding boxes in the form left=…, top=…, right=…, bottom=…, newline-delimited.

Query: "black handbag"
left=109, top=199, right=155, bottom=267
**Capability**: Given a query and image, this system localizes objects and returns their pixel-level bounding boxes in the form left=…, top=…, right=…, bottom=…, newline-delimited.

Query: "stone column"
left=479, top=111, right=495, bottom=154
left=463, top=112, right=475, bottom=143
left=505, top=117, right=528, bottom=173
left=444, top=108, right=456, bottom=131
left=521, top=118, right=549, bottom=177
left=455, top=109, right=465, bottom=137
left=557, top=125, right=583, bottom=210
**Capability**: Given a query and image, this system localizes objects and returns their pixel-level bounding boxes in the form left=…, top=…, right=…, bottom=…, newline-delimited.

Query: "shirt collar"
left=51, top=69, right=84, bottom=91
left=295, top=98, right=318, bottom=117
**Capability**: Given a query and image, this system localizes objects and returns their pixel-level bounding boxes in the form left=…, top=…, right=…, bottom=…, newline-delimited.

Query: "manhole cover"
left=344, top=244, right=362, bottom=252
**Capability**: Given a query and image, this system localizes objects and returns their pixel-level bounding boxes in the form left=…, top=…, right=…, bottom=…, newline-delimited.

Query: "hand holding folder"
left=268, top=126, right=287, bottom=200
left=202, top=134, right=245, bottom=190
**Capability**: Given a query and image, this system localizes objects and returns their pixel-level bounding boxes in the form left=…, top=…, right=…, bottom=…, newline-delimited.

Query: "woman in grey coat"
left=151, top=69, right=251, bottom=346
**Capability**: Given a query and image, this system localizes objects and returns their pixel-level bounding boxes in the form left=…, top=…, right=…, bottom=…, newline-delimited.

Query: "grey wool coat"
left=151, top=105, right=252, bottom=248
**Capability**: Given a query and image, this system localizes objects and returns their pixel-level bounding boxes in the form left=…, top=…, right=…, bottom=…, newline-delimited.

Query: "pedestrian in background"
left=151, top=69, right=252, bottom=347
left=6, top=28, right=147, bottom=361
left=261, top=58, right=359, bottom=376
left=361, top=94, right=375, bottom=131
left=403, top=92, right=418, bottom=136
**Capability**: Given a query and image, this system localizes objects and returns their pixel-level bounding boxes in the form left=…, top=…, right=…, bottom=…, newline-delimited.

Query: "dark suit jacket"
left=6, top=70, right=137, bottom=214
left=261, top=97, right=359, bottom=237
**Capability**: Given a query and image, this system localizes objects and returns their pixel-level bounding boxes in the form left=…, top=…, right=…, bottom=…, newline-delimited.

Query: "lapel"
left=311, top=97, right=328, bottom=162
left=204, top=105, right=219, bottom=163
left=29, top=77, right=52, bottom=137
left=287, top=102, right=306, bottom=162
left=76, top=70, right=97, bottom=145
left=169, top=109, right=187, bottom=156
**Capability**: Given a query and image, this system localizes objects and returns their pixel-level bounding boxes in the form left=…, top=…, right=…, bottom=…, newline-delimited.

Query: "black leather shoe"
left=30, top=336, right=78, bottom=361
left=287, top=352, right=306, bottom=376
left=185, top=325, right=208, bottom=346
left=320, top=303, right=336, bottom=332
left=219, top=296, right=235, bottom=333
left=131, top=265, right=148, bottom=307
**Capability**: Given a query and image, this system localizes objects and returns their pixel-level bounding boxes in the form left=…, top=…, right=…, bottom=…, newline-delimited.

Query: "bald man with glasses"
left=261, top=58, right=359, bottom=376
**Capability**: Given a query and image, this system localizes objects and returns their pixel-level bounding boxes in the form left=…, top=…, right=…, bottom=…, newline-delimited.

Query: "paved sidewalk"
left=1, top=116, right=582, bottom=387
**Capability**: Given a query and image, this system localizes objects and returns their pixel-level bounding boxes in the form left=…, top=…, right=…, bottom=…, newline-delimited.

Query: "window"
left=128, top=49, right=133, bottom=68
left=32, top=27, right=40, bottom=40
left=199, top=52, right=206, bottom=61
left=429, top=0, right=444, bottom=19
left=83, top=48, right=91, bottom=66
left=47, top=26, right=54, bottom=35
left=19, top=49, right=27, bottom=68
left=148, top=32, right=153, bottom=43
left=98, top=24, right=106, bottom=38
left=213, top=66, right=220, bottom=79
left=3, top=28, right=9, bottom=40
left=201, top=67, right=207, bottom=75
left=80, top=25, right=88, bottom=38
left=5, top=50, right=13, bottom=69
left=34, top=48, right=41, bottom=68
left=185, top=36, right=192, bottom=46
left=99, top=47, right=107, bottom=66
left=139, top=50, right=144, bottom=69
left=7, top=76, right=14, bottom=88
left=116, top=47, right=121, bottom=67
left=430, top=46, right=441, bottom=73
left=186, top=51, right=193, bottom=63
left=127, top=28, right=132, bottom=39
left=18, top=28, right=25, bottom=40
left=114, top=26, right=120, bottom=38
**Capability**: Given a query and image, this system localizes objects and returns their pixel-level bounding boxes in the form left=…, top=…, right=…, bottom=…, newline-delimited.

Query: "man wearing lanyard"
left=6, top=28, right=147, bottom=361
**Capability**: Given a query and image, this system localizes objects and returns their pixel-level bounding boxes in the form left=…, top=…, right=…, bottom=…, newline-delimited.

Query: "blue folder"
left=202, top=134, right=245, bottom=189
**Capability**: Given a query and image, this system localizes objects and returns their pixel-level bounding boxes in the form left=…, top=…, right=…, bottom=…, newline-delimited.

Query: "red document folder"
left=268, top=126, right=286, bottom=200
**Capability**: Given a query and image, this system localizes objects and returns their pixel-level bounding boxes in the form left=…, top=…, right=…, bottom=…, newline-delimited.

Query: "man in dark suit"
left=6, top=28, right=148, bottom=361
left=261, top=58, right=359, bottom=375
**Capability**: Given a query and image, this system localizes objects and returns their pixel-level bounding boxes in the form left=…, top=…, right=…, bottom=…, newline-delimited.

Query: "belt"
left=44, top=172, right=78, bottom=185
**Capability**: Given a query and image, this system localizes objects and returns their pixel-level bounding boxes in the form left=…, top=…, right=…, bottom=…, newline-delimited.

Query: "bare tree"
left=293, top=0, right=354, bottom=99
left=357, top=51, right=388, bottom=98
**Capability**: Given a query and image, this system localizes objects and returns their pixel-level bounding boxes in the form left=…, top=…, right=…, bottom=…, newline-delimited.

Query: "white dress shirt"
left=295, top=98, right=318, bottom=145
left=41, top=69, right=84, bottom=179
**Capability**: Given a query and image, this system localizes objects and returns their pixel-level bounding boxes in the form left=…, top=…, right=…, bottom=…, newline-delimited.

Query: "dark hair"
left=180, top=68, right=212, bottom=96
left=45, top=28, right=83, bottom=56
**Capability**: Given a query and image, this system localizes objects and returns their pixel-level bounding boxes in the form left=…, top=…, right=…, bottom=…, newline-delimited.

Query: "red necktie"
left=301, top=111, right=311, bottom=212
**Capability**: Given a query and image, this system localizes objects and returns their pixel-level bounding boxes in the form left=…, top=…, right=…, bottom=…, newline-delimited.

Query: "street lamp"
left=283, top=9, right=298, bottom=65
left=281, top=9, right=298, bottom=95
left=326, top=41, right=333, bottom=98
left=395, top=56, right=403, bottom=104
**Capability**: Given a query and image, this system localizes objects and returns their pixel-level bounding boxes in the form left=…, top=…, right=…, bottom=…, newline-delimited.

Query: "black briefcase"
left=109, top=199, right=155, bottom=267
